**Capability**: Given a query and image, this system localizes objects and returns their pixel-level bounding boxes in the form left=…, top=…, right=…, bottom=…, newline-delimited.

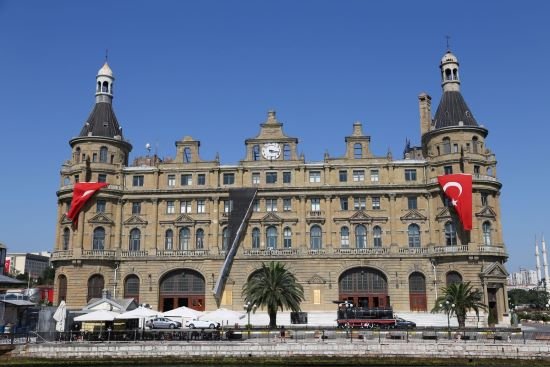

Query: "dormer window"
left=252, top=145, right=260, bottom=161
left=354, top=143, right=362, bottom=159
left=183, top=147, right=192, bottom=163
left=283, top=144, right=291, bottom=160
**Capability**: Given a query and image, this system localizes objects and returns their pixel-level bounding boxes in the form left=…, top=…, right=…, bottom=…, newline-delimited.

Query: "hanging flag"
left=67, top=182, right=108, bottom=229
left=437, top=174, right=472, bottom=231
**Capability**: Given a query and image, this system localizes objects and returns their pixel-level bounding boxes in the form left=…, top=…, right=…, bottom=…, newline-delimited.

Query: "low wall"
left=5, top=340, right=550, bottom=363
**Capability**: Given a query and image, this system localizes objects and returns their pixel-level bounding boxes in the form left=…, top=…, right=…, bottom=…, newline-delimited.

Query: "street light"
left=243, top=301, right=256, bottom=339
left=441, top=300, right=455, bottom=339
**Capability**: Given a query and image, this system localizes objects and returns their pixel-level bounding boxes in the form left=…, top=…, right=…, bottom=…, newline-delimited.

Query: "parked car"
left=185, top=319, right=220, bottom=329
left=145, top=317, right=182, bottom=329
left=394, top=317, right=416, bottom=329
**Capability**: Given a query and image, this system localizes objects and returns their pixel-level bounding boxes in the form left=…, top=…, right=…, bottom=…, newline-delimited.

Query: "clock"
left=261, top=143, right=281, bottom=160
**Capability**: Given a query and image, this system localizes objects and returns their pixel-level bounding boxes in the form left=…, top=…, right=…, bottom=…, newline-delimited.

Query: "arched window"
left=472, top=136, right=479, bottom=153
left=195, top=228, right=204, bottom=249
left=442, top=137, right=451, bottom=154
left=99, top=146, right=108, bottom=163
left=409, top=272, right=427, bottom=311
left=102, top=81, right=108, bottom=93
left=62, top=227, right=70, bottom=250
left=179, top=227, right=190, bottom=250
left=355, top=225, right=367, bottom=248
left=408, top=224, right=421, bottom=248
left=283, top=227, right=292, bottom=248
left=75, top=147, right=81, bottom=163
left=373, top=226, right=382, bottom=247
left=97, top=81, right=101, bottom=92
left=452, top=68, right=458, bottom=80
left=252, top=228, right=260, bottom=249
left=57, top=275, right=67, bottom=303
left=124, top=275, right=140, bottom=303
left=354, top=143, right=362, bottom=159
left=310, top=225, right=322, bottom=249
left=266, top=226, right=278, bottom=249
left=252, top=145, right=260, bottom=161
left=183, top=147, right=192, bottom=163
left=483, top=221, right=492, bottom=246
left=222, top=227, right=230, bottom=251
left=446, top=271, right=463, bottom=286
left=92, top=227, right=105, bottom=250
left=445, top=68, right=452, bottom=81
left=87, top=274, right=104, bottom=301
left=340, top=227, right=350, bottom=248
left=444, top=222, right=457, bottom=246
left=283, top=144, right=291, bottom=160
left=165, top=229, right=174, bottom=250
left=129, top=228, right=141, bottom=251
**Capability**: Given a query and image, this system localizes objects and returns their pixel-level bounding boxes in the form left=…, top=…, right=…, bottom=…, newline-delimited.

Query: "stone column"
left=324, top=195, right=333, bottom=248
left=151, top=198, right=159, bottom=250
left=388, top=193, right=396, bottom=245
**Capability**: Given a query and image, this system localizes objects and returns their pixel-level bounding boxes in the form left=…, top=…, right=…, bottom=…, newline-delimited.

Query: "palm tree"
left=431, top=281, right=487, bottom=328
left=242, top=261, right=304, bottom=329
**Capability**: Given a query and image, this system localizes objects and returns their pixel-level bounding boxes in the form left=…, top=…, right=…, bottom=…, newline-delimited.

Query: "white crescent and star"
left=81, top=190, right=96, bottom=199
left=442, top=181, right=462, bottom=206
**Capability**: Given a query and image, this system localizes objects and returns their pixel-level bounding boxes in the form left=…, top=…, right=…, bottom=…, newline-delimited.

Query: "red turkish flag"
left=437, top=174, right=472, bottom=231
left=66, top=182, right=108, bottom=229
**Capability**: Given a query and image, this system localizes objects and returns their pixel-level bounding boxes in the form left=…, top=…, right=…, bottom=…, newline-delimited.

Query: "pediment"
left=88, top=213, right=114, bottom=225
left=261, top=212, right=282, bottom=223
left=123, top=215, right=148, bottom=226
left=174, top=213, right=195, bottom=225
left=307, top=274, right=327, bottom=285
left=481, top=262, right=509, bottom=279
left=60, top=214, right=73, bottom=225
left=400, top=209, right=427, bottom=222
left=476, top=206, right=497, bottom=219
left=349, top=210, right=373, bottom=223
left=435, top=207, right=452, bottom=221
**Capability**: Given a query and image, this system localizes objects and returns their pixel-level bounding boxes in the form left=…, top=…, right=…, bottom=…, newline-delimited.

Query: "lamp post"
left=243, top=301, right=255, bottom=339
left=440, top=300, right=455, bottom=339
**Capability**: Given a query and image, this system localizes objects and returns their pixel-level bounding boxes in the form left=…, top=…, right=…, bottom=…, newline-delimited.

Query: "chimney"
left=418, top=93, right=432, bottom=136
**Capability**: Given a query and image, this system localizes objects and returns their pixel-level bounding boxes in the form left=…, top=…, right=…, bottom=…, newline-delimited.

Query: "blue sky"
left=0, top=0, right=548, bottom=272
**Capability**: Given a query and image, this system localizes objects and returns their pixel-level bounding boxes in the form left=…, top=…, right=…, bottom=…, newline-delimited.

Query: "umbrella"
left=52, top=300, right=67, bottom=332
left=200, top=308, right=245, bottom=325
left=115, top=306, right=161, bottom=319
left=74, top=309, right=120, bottom=322
left=163, top=306, right=203, bottom=319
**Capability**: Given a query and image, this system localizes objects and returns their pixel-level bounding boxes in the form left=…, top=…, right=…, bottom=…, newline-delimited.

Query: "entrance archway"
left=408, top=272, right=427, bottom=311
left=338, top=267, right=389, bottom=308
left=159, top=269, right=205, bottom=312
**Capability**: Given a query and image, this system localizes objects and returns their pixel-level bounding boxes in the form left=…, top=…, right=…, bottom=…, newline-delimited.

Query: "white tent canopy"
left=74, top=309, right=120, bottom=322
left=115, top=306, right=161, bottom=320
left=163, top=306, right=203, bottom=319
left=200, top=308, right=246, bottom=325
left=52, top=301, right=67, bottom=332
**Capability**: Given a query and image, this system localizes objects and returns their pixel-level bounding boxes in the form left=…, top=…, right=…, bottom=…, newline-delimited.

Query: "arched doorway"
left=338, top=267, right=389, bottom=308
left=159, top=269, right=205, bottom=312
left=408, top=272, right=427, bottom=311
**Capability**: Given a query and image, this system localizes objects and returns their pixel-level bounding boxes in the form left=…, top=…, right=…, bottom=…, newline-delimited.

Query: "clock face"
left=262, top=143, right=281, bottom=159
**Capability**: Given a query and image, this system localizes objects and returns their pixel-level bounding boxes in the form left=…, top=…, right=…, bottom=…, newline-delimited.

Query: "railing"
left=82, top=249, right=116, bottom=257
left=156, top=249, right=210, bottom=257
left=433, top=245, right=469, bottom=253
left=51, top=250, right=73, bottom=259
left=121, top=250, right=149, bottom=257
left=308, top=210, right=324, bottom=217
left=243, top=248, right=300, bottom=256
left=398, top=247, right=429, bottom=255
left=478, top=246, right=506, bottom=254
left=334, top=248, right=389, bottom=255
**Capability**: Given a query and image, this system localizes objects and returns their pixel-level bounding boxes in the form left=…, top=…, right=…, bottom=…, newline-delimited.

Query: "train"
left=336, top=301, right=398, bottom=328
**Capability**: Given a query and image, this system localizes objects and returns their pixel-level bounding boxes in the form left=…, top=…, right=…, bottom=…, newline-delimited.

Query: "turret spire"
left=440, top=50, right=460, bottom=92
left=96, top=61, right=114, bottom=104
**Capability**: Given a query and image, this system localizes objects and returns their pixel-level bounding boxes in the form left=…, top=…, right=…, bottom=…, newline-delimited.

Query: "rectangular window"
left=354, top=197, right=366, bottom=210
left=481, top=193, right=488, bottom=206
left=167, top=174, right=176, bottom=187
left=74, top=174, right=79, bottom=183
left=252, top=200, right=260, bottom=212
left=197, top=174, right=206, bottom=185
left=266, top=199, right=277, bottom=212
left=453, top=143, right=459, bottom=153
left=98, top=174, right=107, bottom=183
left=266, top=172, right=277, bottom=184
left=352, top=170, right=365, bottom=182
left=224, top=200, right=233, bottom=213
left=474, top=165, right=480, bottom=178
left=444, top=166, right=453, bottom=175
left=132, top=175, right=144, bottom=187
left=372, top=196, right=380, bottom=210
left=181, top=174, right=192, bottom=186
left=283, top=171, right=291, bottom=184
left=132, top=202, right=141, bottom=215
left=313, top=289, right=321, bottom=305
left=340, top=197, right=348, bottom=210
left=167, top=201, right=175, bottom=214
left=404, top=169, right=417, bottom=181
left=283, top=198, right=292, bottom=212
left=180, top=200, right=192, bottom=213
left=309, top=171, right=321, bottom=183
left=252, top=172, right=260, bottom=185
left=197, top=199, right=205, bottom=213
left=370, top=169, right=379, bottom=182
left=96, top=200, right=106, bottom=213
left=407, top=196, right=418, bottom=210
left=339, top=170, right=348, bottom=182
left=311, top=198, right=321, bottom=212
left=223, top=173, right=235, bottom=185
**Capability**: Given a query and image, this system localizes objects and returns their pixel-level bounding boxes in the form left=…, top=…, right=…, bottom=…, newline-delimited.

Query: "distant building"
left=508, top=268, right=538, bottom=289
left=0, top=243, right=6, bottom=276
left=6, top=252, right=51, bottom=279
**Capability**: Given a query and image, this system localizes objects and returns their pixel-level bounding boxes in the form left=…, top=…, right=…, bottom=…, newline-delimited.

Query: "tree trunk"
left=457, top=313, right=466, bottom=328
left=268, top=310, right=277, bottom=329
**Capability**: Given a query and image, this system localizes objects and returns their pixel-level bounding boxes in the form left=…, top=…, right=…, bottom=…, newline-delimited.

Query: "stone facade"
left=52, top=51, right=509, bottom=324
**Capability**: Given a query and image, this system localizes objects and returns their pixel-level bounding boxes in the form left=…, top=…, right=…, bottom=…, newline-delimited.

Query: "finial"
left=445, top=35, right=451, bottom=51
left=105, top=49, right=109, bottom=62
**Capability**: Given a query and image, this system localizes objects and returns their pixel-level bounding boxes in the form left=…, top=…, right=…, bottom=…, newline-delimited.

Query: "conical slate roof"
left=79, top=102, right=123, bottom=138
left=433, top=91, right=478, bottom=129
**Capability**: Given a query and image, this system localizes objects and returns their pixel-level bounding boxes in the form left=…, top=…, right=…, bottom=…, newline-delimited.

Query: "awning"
left=0, top=299, right=35, bottom=306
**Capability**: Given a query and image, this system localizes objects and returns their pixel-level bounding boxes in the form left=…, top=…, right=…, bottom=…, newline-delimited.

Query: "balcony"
left=51, top=250, right=73, bottom=259
left=82, top=249, right=116, bottom=258
left=398, top=247, right=428, bottom=255
left=243, top=248, right=300, bottom=257
left=334, top=247, right=389, bottom=255
left=156, top=249, right=210, bottom=257
left=121, top=250, right=149, bottom=257
left=433, top=245, right=469, bottom=253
